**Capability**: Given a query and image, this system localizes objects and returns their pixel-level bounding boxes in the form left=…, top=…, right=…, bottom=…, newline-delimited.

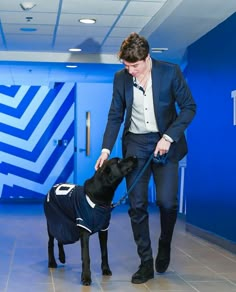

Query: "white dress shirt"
left=129, top=76, right=158, bottom=134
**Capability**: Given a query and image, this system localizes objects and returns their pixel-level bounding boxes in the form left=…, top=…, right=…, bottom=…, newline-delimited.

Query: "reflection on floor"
left=0, top=203, right=236, bottom=292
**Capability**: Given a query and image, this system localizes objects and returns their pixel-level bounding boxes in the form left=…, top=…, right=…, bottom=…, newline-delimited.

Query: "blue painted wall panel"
left=185, top=13, right=236, bottom=242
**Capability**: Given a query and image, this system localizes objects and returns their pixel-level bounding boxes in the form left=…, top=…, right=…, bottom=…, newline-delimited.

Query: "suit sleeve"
left=164, top=64, right=196, bottom=142
left=101, top=71, right=126, bottom=151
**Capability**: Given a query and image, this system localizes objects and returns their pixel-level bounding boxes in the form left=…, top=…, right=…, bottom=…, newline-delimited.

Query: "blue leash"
left=111, top=153, right=167, bottom=209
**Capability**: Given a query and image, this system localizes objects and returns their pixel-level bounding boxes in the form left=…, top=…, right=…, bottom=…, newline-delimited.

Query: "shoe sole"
left=131, top=274, right=154, bottom=284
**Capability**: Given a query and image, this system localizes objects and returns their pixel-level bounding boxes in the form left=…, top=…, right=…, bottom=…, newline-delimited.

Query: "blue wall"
left=185, top=13, right=236, bottom=243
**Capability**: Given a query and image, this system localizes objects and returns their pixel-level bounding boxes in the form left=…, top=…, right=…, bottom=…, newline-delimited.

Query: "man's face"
left=123, top=55, right=150, bottom=78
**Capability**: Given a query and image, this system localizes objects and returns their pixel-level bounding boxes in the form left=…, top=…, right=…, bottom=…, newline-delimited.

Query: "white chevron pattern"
left=0, top=138, right=74, bottom=197
left=0, top=85, right=30, bottom=107
left=0, top=104, right=74, bottom=171
left=0, top=82, right=75, bottom=200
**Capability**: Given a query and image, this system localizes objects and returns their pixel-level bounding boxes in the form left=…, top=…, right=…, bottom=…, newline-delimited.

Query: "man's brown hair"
left=118, top=32, right=150, bottom=63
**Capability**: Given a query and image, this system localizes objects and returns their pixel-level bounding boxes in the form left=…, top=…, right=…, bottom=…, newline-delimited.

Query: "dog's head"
left=85, top=156, right=138, bottom=205
left=97, top=156, right=138, bottom=184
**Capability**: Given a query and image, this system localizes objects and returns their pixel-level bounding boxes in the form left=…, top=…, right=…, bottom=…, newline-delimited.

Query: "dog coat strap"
left=85, top=195, right=96, bottom=208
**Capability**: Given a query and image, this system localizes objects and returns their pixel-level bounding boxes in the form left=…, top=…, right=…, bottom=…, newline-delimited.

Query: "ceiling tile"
left=0, top=0, right=60, bottom=12
left=124, top=1, right=165, bottom=16
left=0, top=12, right=57, bottom=25
left=61, top=0, right=126, bottom=14
left=5, top=35, right=54, bottom=51
left=116, top=15, right=152, bottom=27
left=2, top=24, right=55, bottom=35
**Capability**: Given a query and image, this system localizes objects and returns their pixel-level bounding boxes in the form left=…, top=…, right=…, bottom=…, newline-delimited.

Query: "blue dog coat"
left=44, top=183, right=111, bottom=244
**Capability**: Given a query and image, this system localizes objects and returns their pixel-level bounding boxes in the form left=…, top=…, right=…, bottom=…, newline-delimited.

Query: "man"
left=95, top=32, right=196, bottom=284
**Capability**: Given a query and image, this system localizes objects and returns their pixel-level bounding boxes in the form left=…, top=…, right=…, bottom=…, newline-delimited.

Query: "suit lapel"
left=151, top=60, right=162, bottom=109
left=124, top=71, right=133, bottom=108
left=151, top=60, right=163, bottom=130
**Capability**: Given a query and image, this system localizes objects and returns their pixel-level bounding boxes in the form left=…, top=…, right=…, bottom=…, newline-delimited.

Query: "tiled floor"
left=0, top=203, right=236, bottom=292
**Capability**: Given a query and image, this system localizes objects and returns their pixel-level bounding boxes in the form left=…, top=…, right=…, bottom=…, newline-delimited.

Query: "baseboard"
left=186, top=223, right=236, bottom=254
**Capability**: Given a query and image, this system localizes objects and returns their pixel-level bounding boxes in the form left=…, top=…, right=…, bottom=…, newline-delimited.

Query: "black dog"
left=44, top=156, right=137, bottom=286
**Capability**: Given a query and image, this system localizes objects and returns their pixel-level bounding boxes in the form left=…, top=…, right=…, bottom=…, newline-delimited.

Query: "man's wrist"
left=101, top=148, right=110, bottom=156
left=163, top=134, right=173, bottom=143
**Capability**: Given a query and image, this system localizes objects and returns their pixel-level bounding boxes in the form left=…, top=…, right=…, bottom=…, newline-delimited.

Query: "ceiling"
left=0, top=0, right=235, bottom=84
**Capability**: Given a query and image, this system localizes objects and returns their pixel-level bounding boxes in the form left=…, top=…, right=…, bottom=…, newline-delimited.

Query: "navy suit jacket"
left=102, top=59, right=196, bottom=162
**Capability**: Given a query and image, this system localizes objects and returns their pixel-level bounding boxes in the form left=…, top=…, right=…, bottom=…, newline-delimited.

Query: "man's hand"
left=154, top=137, right=171, bottom=157
left=95, top=152, right=109, bottom=170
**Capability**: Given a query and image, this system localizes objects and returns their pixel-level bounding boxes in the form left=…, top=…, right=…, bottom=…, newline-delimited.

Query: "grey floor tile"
left=188, top=280, right=236, bottom=292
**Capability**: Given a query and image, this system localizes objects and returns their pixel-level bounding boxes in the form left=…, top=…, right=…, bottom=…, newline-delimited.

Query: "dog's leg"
left=80, top=229, right=92, bottom=286
left=98, top=230, right=112, bottom=276
left=47, top=228, right=57, bottom=268
left=58, top=242, right=65, bottom=264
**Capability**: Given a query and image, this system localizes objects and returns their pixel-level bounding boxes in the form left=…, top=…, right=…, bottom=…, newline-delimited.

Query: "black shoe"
left=155, top=243, right=170, bottom=273
left=131, top=260, right=154, bottom=284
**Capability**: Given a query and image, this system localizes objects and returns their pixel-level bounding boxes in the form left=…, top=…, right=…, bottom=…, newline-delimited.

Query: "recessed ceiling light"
left=69, top=48, right=82, bottom=52
left=151, top=48, right=168, bottom=53
left=79, top=18, right=96, bottom=24
left=66, top=65, right=78, bottom=68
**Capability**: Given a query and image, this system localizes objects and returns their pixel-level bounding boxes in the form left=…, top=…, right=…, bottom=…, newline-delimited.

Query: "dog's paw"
left=81, top=279, right=92, bottom=286
left=48, top=260, right=57, bottom=268
left=81, top=275, right=92, bottom=286
left=58, top=245, right=65, bottom=264
left=102, top=265, right=112, bottom=276
left=58, top=252, right=65, bottom=264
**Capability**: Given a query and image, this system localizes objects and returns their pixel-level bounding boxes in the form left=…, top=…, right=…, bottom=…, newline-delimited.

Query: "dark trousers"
left=123, top=132, right=179, bottom=263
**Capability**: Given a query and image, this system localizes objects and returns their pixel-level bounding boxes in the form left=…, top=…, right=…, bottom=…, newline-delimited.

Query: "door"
left=75, top=82, right=126, bottom=203
left=0, top=82, right=75, bottom=201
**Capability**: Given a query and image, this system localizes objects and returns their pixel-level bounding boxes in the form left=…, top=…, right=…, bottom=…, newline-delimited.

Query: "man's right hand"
left=95, top=152, right=109, bottom=170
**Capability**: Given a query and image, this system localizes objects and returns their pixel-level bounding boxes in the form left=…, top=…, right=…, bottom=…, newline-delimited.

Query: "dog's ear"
left=98, top=163, right=111, bottom=175
left=101, top=165, right=111, bottom=174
